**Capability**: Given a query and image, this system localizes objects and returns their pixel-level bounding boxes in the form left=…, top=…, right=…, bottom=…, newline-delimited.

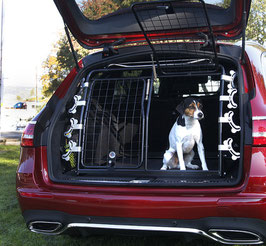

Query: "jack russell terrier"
left=161, top=97, right=208, bottom=171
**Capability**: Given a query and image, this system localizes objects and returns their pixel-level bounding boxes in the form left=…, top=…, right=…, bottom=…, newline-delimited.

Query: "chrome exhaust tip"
left=208, top=229, right=264, bottom=245
left=28, top=221, right=63, bottom=234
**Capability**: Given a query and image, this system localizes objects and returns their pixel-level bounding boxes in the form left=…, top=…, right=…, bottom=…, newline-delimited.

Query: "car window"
left=75, top=0, right=231, bottom=21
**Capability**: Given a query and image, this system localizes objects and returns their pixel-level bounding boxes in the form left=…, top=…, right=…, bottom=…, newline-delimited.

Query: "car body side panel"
left=245, top=44, right=266, bottom=116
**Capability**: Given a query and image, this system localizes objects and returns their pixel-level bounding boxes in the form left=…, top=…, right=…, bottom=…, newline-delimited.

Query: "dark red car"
left=17, top=0, right=266, bottom=244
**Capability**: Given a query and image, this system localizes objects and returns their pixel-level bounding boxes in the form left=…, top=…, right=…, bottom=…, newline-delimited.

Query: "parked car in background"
left=17, top=0, right=266, bottom=244
left=13, top=102, right=27, bottom=109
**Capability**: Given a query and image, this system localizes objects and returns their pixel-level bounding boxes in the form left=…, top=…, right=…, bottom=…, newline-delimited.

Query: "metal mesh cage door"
left=79, top=78, right=146, bottom=169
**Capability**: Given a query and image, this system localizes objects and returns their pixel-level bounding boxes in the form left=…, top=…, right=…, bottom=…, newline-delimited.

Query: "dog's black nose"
left=198, top=112, right=204, bottom=119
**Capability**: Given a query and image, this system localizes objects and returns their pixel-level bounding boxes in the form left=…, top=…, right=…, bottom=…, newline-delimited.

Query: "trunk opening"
left=51, top=53, right=245, bottom=187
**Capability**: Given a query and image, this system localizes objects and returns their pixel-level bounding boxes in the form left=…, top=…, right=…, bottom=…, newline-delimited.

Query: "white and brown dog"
left=161, top=97, right=208, bottom=171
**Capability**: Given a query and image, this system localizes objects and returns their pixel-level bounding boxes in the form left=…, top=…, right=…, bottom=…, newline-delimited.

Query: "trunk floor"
left=111, top=157, right=218, bottom=170
left=62, top=157, right=238, bottom=186
left=64, top=173, right=237, bottom=186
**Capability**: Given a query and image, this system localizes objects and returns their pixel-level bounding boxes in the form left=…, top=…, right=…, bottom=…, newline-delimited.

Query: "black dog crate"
left=60, top=0, right=243, bottom=183
left=61, top=64, right=242, bottom=179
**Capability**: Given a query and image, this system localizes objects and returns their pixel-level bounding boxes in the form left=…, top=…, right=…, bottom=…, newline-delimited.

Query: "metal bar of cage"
left=144, top=78, right=153, bottom=171
left=218, top=66, right=225, bottom=177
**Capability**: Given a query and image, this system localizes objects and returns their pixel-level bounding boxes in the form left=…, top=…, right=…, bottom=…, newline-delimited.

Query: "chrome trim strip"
left=28, top=222, right=264, bottom=244
left=79, top=180, right=133, bottom=184
left=252, top=116, right=266, bottom=120
left=29, top=121, right=37, bottom=124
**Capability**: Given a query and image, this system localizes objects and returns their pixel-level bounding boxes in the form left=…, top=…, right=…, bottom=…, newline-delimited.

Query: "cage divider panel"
left=144, top=78, right=154, bottom=171
left=77, top=79, right=92, bottom=168
left=131, top=0, right=218, bottom=75
left=218, top=68, right=225, bottom=176
left=78, top=74, right=147, bottom=170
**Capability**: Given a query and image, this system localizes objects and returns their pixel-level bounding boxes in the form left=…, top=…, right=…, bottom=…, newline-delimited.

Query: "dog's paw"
left=179, top=164, right=186, bottom=171
left=160, top=166, right=167, bottom=170
left=186, top=163, right=199, bottom=169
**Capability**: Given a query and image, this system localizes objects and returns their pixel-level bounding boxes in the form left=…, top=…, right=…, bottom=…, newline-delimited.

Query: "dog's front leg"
left=176, top=142, right=186, bottom=170
left=197, top=142, right=208, bottom=171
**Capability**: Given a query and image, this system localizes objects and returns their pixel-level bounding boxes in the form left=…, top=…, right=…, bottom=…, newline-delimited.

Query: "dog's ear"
left=176, top=101, right=184, bottom=115
left=196, top=98, right=203, bottom=109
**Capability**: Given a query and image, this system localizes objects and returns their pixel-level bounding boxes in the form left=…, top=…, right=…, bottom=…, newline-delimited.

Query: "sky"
left=1, top=0, right=64, bottom=89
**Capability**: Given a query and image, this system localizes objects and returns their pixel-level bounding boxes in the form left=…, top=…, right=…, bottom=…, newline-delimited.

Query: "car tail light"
left=252, top=118, right=266, bottom=146
left=21, top=121, right=36, bottom=147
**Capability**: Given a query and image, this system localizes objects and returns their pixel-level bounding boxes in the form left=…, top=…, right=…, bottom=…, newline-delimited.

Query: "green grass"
left=0, top=145, right=255, bottom=246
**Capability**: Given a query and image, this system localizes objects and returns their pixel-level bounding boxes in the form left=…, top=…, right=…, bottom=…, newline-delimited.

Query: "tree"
left=79, top=0, right=138, bottom=19
left=41, top=35, right=87, bottom=97
left=80, top=0, right=119, bottom=20
left=16, top=95, right=22, bottom=101
left=219, top=0, right=265, bottom=45
left=56, top=35, right=86, bottom=76
left=246, top=0, right=265, bottom=45
left=41, top=55, right=63, bottom=97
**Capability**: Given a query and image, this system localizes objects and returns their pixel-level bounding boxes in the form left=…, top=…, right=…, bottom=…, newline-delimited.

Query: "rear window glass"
left=75, top=0, right=231, bottom=20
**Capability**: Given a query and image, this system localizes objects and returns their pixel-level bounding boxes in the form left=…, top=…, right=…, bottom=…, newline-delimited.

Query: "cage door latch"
left=219, top=88, right=237, bottom=109
left=218, top=138, right=240, bottom=161
left=220, top=71, right=237, bottom=109
left=68, top=95, right=86, bottom=114
left=221, top=70, right=236, bottom=83
left=102, top=38, right=125, bottom=57
left=218, top=111, right=241, bottom=133
left=62, top=140, right=81, bottom=161
left=64, top=118, right=83, bottom=139
left=81, top=81, right=89, bottom=88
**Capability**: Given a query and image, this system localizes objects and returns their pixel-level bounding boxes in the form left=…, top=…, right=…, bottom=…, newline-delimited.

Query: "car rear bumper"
left=23, top=210, right=265, bottom=245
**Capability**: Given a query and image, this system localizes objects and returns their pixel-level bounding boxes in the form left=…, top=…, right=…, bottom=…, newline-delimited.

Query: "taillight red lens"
left=21, top=122, right=36, bottom=147
left=253, top=118, right=266, bottom=146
